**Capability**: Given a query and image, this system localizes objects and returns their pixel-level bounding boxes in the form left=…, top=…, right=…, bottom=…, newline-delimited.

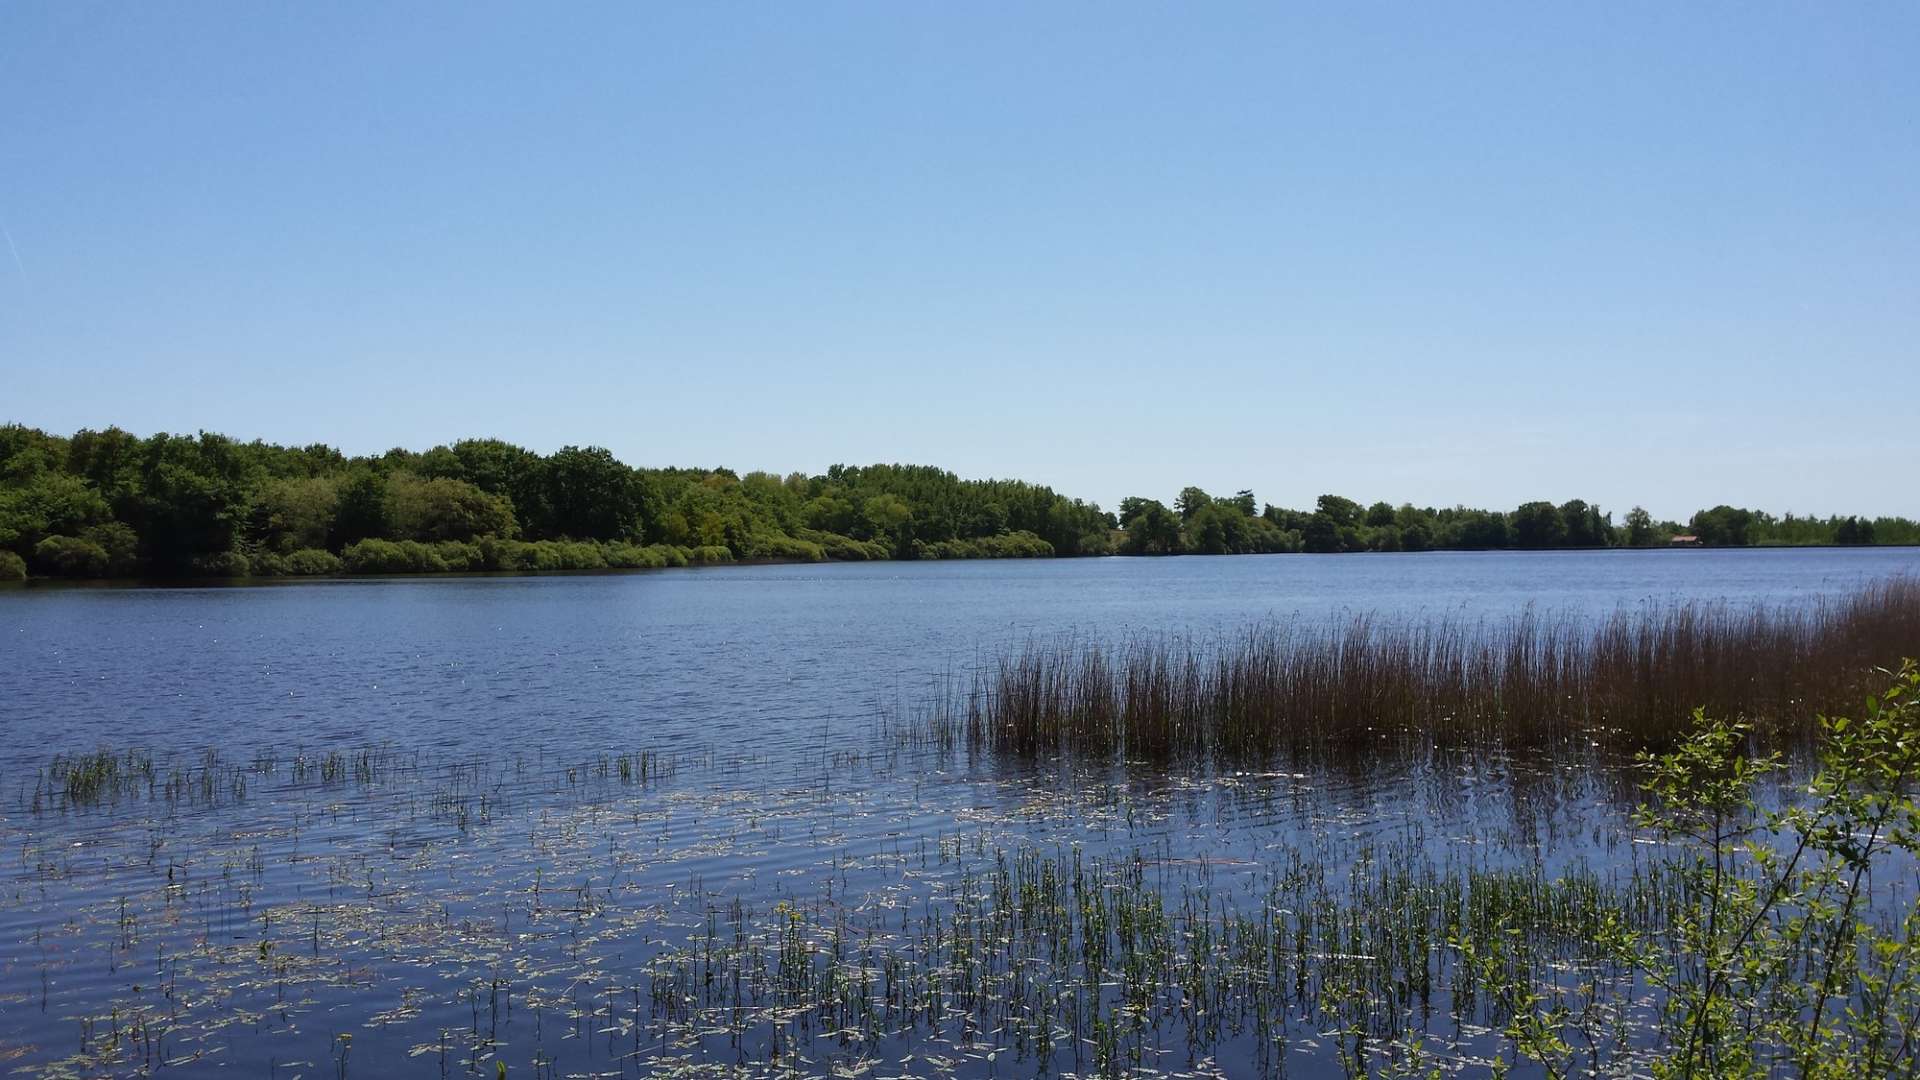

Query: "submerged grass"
left=637, top=841, right=1691, bottom=1078
left=945, top=575, right=1920, bottom=762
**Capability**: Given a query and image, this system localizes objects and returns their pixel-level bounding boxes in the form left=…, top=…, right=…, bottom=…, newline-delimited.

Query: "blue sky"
left=1, top=3, right=1914, bottom=521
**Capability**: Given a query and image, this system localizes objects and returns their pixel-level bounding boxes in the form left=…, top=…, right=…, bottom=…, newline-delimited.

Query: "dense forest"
left=0, top=425, right=1913, bottom=581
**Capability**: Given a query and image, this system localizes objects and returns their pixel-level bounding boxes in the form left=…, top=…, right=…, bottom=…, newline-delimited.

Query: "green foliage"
left=1175, top=486, right=1213, bottom=520
left=1640, top=662, right=1920, bottom=1075
left=1690, top=504, right=1756, bottom=547
left=33, top=534, right=109, bottom=577
left=1558, top=498, right=1612, bottom=547
left=740, top=533, right=827, bottom=562
left=385, top=473, right=515, bottom=543
left=190, top=550, right=252, bottom=577
left=81, top=522, right=141, bottom=576
left=1483, top=662, right=1920, bottom=1077
left=0, top=549, right=24, bottom=582
left=341, top=538, right=449, bottom=574
left=1625, top=505, right=1657, bottom=546
left=250, top=476, right=339, bottom=553
left=795, top=529, right=889, bottom=561
left=533, top=446, right=654, bottom=542
left=253, top=548, right=342, bottom=576
left=330, top=470, right=390, bottom=547
left=0, top=471, right=111, bottom=553
left=1833, top=515, right=1875, bottom=545
left=1510, top=501, right=1568, bottom=549
left=1314, top=495, right=1362, bottom=527
left=2, top=424, right=1913, bottom=577
left=1119, top=499, right=1181, bottom=555
left=124, top=433, right=255, bottom=570
left=922, top=530, right=1054, bottom=559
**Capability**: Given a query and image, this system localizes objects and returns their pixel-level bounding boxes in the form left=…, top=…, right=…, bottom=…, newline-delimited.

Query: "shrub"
left=342, top=538, right=447, bottom=574
left=0, top=549, right=25, bottom=582
left=924, top=531, right=1055, bottom=560
left=686, top=545, right=734, bottom=564
left=553, top=541, right=609, bottom=570
left=80, top=522, right=142, bottom=576
left=490, top=539, right=611, bottom=571
left=798, top=529, right=890, bottom=561
left=647, top=544, right=689, bottom=568
left=794, top=526, right=883, bottom=557
left=605, top=542, right=689, bottom=569
left=432, top=540, right=482, bottom=571
left=33, top=535, right=109, bottom=577
left=475, top=536, right=522, bottom=571
left=742, top=534, right=826, bottom=563
left=603, top=542, right=650, bottom=569
left=190, top=550, right=252, bottom=577
left=280, top=548, right=342, bottom=575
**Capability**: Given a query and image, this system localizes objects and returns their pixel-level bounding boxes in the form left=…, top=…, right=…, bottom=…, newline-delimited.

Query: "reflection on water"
left=2, top=548, right=1917, bottom=1075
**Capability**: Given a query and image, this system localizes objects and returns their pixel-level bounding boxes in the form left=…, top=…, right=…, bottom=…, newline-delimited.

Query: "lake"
left=3, top=546, right=1918, bottom=1077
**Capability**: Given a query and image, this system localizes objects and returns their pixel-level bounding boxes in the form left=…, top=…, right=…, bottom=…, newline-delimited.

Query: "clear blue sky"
left=2, top=3, right=1914, bottom=521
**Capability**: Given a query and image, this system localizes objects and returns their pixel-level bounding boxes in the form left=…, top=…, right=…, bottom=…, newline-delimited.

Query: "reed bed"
left=947, top=575, right=1920, bottom=762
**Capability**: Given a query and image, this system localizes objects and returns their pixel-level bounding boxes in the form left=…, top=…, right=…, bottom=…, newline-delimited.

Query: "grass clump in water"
left=951, top=576, right=1920, bottom=763
left=47, top=749, right=154, bottom=807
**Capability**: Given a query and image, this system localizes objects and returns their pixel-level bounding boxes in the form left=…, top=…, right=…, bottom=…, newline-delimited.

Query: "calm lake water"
left=7, top=547, right=1916, bottom=759
left=2, top=547, right=1917, bottom=1077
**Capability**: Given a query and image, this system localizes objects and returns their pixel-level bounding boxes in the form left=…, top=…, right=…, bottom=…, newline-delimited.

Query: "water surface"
left=2, top=548, right=1915, bottom=1077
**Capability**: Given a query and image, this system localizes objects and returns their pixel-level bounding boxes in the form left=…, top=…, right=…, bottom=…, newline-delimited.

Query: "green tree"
left=1120, top=499, right=1182, bottom=555
left=535, top=446, right=655, bottom=541
left=1175, top=486, right=1213, bottom=521
left=1185, top=502, right=1252, bottom=554
left=1302, top=512, right=1347, bottom=553
left=387, top=474, right=517, bottom=542
left=127, top=433, right=255, bottom=569
left=1624, top=506, right=1655, bottom=547
left=331, top=471, right=391, bottom=547
left=1689, top=505, right=1756, bottom=547
left=1450, top=510, right=1510, bottom=549
left=81, top=522, right=141, bottom=576
left=1558, top=499, right=1610, bottom=547
left=861, top=493, right=914, bottom=551
left=1315, top=495, right=1363, bottom=529
left=251, top=476, right=340, bottom=553
left=1510, top=501, right=1568, bottom=549
left=1833, top=516, right=1876, bottom=545
left=0, top=472, right=110, bottom=555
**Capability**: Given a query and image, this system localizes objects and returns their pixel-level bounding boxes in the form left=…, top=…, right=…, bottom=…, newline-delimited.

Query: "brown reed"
left=951, top=575, right=1920, bottom=762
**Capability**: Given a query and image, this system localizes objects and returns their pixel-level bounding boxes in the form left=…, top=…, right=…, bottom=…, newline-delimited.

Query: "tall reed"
left=951, top=576, right=1920, bottom=762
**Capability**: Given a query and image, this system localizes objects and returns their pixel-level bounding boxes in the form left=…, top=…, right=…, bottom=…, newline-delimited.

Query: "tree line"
left=0, top=425, right=1108, bottom=580
left=1112, top=489, right=1918, bottom=555
left=0, top=424, right=1912, bottom=581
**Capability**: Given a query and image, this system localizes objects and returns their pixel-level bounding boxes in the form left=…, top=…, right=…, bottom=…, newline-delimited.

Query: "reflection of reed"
left=947, top=576, right=1920, bottom=761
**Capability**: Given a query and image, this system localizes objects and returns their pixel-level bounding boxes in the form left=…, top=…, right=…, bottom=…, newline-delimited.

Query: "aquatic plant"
left=952, top=576, right=1920, bottom=762
left=46, top=748, right=154, bottom=806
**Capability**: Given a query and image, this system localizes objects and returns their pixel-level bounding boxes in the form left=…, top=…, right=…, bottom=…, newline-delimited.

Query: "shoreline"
left=5, top=541, right=1917, bottom=588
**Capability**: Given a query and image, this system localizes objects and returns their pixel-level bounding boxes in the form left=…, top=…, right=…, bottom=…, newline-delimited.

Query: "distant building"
left=1669, top=534, right=1703, bottom=547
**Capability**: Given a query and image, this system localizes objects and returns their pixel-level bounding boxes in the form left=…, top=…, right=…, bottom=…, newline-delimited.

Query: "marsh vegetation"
left=950, top=577, right=1920, bottom=762
left=4, top=567, right=1920, bottom=1076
